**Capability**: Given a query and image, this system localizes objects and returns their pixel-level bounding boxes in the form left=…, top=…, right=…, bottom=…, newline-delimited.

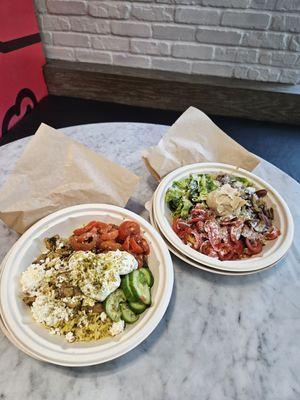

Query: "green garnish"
left=165, top=173, right=218, bottom=219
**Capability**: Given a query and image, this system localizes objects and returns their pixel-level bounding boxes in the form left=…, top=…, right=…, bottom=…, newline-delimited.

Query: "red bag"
left=0, top=0, right=48, bottom=138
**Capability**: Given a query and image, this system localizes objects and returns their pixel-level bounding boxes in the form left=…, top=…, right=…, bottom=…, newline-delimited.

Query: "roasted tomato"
left=100, top=225, right=119, bottom=241
left=140, top=238, right=150, bottom=255
left=245, top=238, right=263, bottom=255
left=185, top=230, right=203, bottom=251
left=232, top=239, right=244, bottom=257
left=129, top=235, right=144, bottom=254
left=205, top=220, right=222, bottom=251
left=265, top=226, right=280, bottom=240
left=98, top=240, right=123, bottom=251
left=73, top=221, right=107, bottom=236
left=200, top=241, right=218, bottom=258
left=69, top=234, right=98, bottom=251
left=122, top=235, right=131, bottom=251
left=118, top=221, right=140, bottom=241
left=135, top=255, right=144, bottom=269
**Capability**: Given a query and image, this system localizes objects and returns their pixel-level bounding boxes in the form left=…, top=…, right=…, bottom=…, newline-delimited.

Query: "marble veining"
left=0, top=123, right=299, bottom=400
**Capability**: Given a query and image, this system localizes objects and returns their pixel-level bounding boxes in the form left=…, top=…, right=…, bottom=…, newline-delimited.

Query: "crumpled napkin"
left=142, top=106, right=259, bottom=181
left=0, top=123, right=139, bottom=234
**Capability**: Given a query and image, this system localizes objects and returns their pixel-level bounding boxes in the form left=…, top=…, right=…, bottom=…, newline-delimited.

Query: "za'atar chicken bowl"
left=20, top=220, right=154, bottom=343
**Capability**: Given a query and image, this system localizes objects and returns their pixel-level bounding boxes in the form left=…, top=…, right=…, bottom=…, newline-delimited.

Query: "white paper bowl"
left=0, top=204, right=174, bottom=366
left=153, top=163, right=294, bottom=273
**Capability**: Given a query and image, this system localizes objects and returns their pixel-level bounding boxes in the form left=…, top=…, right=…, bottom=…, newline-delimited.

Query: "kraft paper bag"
left=0, top=123, right=140, bottom=234
left=143, top=106, right=259, bottom=181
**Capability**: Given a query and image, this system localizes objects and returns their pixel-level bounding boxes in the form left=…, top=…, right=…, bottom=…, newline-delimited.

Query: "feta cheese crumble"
left=21, top=264, right=45, bottom=295
left=65, top=332, right=75, bottom=343
left=100, top=312, right=107, bottom=322
left=109, top=320, right=125, bottom=337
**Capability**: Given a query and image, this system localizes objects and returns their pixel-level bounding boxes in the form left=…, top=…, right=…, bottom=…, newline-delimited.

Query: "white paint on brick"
left=172, top=43, right=214, bottom=60
left=290, top=35, right=300, bottom=51
left=131, top=5, right=174, bottom=22
left=173, top=0, right=202, bottom=3
left=47, top=1, right=87, bottom=15
left=221, top=11, right=270, bottom=30
left=259, top=50, right=297, bottom=66
left=175, top=7, right=220, bottom=25
left=242, top=31, right=288, bottom=50
left=279, top=69, right=300, bottom=84
left=70, top=17, right=110, bottom=34
left=111, top=21, right=151, bottom=37
left=192, top=62, right=234, bottom=77
left=92, top=36, right=130, bottom=52
left=249, top=0, right=277, bottom=10
left=272, top=15, right=300, bottom=33
left=233, top=66, right=250, bottom=79
left=43, top=15, right=70, bottom=31
left=34, top=0, right=300, bottom=84
left=214, top=47, right=237, bottom=62
left=89, top=2, right=131, bottom=20
left=45, top=45, right=75, bottom=60
left=152, top=57, right=192, bottom=73
left=259, top=51, right=272, bottom=64
left=53, top=32, right=90, bottom=47
left=271, top=52, right=297, bottom=66
left=112, top=53, right=151, bottom=68
left=236, top=49, right=258, bottom=63
left=202, top=0, right=250, bottom=7
left=196, top=28, right=242, bottom=45
left=234, top=65, right=281, bottom=82
left=152, top=24, right=195, bottom=40
left=76, top=49, right=112, bottom=64
left=131, top=39, right=170, bottom=55
left=276, top=0, right=300, bottom=11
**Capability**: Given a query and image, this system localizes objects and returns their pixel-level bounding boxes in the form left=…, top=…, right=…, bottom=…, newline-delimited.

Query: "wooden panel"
left=44, top=59, right=300, bottom=125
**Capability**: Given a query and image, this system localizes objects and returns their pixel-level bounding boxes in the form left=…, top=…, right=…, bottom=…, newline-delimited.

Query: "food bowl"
left=0, top=204, right=174, bottom=366
left=153, top=163, right=294, bottom=273
left=147, top=198, right=282, bottom=276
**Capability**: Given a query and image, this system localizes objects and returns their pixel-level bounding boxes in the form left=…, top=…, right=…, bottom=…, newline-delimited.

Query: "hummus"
left=206, top=184, right=246, bottom=217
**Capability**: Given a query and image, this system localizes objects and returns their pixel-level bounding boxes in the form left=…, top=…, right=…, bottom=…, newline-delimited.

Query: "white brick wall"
left=35, top=0, right=300, bottom=84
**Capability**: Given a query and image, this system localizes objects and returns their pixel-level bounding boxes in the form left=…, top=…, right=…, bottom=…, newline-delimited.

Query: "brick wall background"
left=34, top=0, right=300, bottom=84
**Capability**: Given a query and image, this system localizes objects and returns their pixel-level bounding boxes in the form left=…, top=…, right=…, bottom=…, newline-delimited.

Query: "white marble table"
left=0, top=122, right=299, bottom=400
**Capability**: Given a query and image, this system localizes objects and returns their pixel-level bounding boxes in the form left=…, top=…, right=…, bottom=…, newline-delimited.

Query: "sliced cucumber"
left=129, top=270, right=151, bottom=306
left=121, top=274, right=137, bottom=302
left=128, top=300, right=147, bottom=314
left=104, top=289, right=126, bottom=322
left=139, top=268, right=154, bottom=288
left=120, top=303, right=139, bottom=324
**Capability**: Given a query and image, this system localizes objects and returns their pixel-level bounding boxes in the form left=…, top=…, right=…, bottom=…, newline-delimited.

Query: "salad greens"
left=165, top=173, right=218, bottom=218
left=165, top=173, right=253, bottom=219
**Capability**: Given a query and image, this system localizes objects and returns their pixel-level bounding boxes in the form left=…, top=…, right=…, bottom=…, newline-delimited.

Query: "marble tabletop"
left=0, top=122, right=299, bottom=400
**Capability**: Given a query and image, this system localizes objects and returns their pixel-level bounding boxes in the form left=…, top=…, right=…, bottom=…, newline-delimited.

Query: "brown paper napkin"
left=143, top=107, right=259, bottom=181
left=0, top=123, right=139, bottom=234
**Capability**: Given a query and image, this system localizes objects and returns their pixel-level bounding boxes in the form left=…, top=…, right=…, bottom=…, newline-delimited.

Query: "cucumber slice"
left=139, top=268, right=154, bottom=288
left=104, top=289, right=126, bottom=322
left=120, top=303, right=139, bottom=324
left=121, top=274, right=137, bottom=302
left=129, top=270, right=151, bottom=306
left=128, top=300, right=147, bottom=314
